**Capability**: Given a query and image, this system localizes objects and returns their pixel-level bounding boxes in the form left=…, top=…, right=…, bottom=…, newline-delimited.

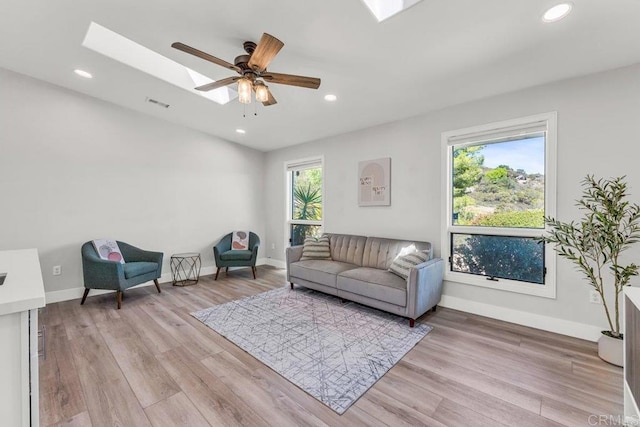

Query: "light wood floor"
left=39, top=266, right=623, bottom=427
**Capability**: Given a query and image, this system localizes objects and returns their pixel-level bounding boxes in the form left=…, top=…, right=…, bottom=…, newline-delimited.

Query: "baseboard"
left=263, top=258, right=286, bottom=269
left=45, top=261, right=278, bottom=304
left=438, top=294, right=603, bottom=342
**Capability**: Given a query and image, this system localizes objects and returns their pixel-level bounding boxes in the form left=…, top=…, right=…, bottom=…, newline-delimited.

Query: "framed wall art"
left=358, top=157, right=391, bottom=206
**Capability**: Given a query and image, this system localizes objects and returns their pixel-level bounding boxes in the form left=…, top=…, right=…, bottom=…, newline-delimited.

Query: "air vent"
left=145, top=97, right=170, bottom=108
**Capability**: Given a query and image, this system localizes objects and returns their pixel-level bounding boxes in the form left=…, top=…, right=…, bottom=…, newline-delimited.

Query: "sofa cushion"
left=389, top=250, right=429, bottom=279
left=289, top=260, right=358, bottom=288
left=362, top=237, right=432, bottom=270
left=327, top=234, right=367, bottom=266
left=300, top=236, right=332, bottom=260
left=220, top=250, right=253, bottom=261
left=123, top=262, right=158, bottom=279
left=337, top=267, right=407, bottom=307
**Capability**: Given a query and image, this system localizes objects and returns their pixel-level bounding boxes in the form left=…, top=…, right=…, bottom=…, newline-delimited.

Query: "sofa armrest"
left=406, top=258, right=444, bottom=320
left=81, top=255, right=126, bottom=290
left=286, top=246, right=304, bottom=282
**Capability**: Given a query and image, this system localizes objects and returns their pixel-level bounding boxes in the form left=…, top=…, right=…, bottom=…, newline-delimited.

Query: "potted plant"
left=541, top=175, right=640, bottom=366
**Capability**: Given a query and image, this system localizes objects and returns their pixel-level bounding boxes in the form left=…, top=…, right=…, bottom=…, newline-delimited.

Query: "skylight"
left=82, top=22, right=236, bottom=105
left=361, top=0, right=424, bottom=22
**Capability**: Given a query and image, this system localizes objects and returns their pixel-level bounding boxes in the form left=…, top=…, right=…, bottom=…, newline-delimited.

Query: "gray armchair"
left=213, top=232, right=260, bottom=280
left=81, top=241, right=163, bottom=309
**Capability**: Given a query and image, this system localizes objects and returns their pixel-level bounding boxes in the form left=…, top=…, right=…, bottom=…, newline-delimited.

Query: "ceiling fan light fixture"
left=238, top=78, right=252, bottom=104
left=255, top=83, right=269, bottom=103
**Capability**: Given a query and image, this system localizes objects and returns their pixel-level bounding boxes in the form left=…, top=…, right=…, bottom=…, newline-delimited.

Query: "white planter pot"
left=598, top=332, right=623, bottom=367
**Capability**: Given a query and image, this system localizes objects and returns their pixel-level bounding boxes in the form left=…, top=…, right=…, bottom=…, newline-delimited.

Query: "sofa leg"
left=215, top=267, right=220, bottom=280
left=81, top=288, right=90, bottom=305
left=252, top=266, right=257, bottom=279
left=226, top=267, right=229, bottom=275
left=290, top=282, right=294, bottom=289
left=116, top=291, right=122, bottom=310
left=409, top=318, right=415, bottom=328
left=154, top=279, right=161, bottom=294
left=432, top=305, right=437, bottom=313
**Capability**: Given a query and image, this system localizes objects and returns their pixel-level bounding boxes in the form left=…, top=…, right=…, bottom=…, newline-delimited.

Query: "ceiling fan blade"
left=248, top=33, right=284, bottom=72
left=195, top=76, right=240, bottom=92
left=171, top=42, right=241, bottom=73
left=262, top=88, right=277, bottom=106
left=262, top=72, right=321, bottom=89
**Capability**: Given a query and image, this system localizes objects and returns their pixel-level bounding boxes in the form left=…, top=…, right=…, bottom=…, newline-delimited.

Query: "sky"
left=481, top=136, right=545, bottom=175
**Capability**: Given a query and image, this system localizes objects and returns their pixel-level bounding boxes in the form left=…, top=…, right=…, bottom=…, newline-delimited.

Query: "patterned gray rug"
left=191, top=287, right=432, bottom=414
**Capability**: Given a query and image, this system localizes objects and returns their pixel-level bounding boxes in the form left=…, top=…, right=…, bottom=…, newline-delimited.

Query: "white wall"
left=264, top=63, right=640, bottom=337
left=0, top=68, right=265, bottom=295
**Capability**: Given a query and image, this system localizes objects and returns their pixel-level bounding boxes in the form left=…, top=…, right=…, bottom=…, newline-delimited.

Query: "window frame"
left=284, top=156, right=325, bottom=248
left=440, top=112, right=557, bottom=298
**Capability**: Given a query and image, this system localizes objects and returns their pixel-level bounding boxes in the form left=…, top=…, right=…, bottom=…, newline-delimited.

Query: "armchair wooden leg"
left=432, top=305, right=437, bottom=313
left=252, top=266, right=257, bottom=279
left=290, top=282, right=294, bottom=289
left=409, top=318, right=415, bottom=328
left=154, top=279, right=161, bottom=294
left=116, top=291, right=122, bottom=310
left=81, top=288, right=90, bottom=305
left=226, top=267, right=229, bottom=276
left=215, top=267, right=220, bottom=280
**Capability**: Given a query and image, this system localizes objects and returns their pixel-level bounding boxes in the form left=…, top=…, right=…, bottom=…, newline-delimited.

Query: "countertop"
left=0, top=249, right=46, bottom=316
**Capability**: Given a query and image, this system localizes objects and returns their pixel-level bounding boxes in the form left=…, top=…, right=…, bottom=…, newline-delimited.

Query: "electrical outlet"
left=589, top=290, right=602, bottom=304
left=271, top=243, right=276, bottom=250
left=53, top=265, right=61, bottom=276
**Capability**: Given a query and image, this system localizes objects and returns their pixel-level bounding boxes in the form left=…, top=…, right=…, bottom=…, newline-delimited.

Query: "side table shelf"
left=170, top=253, right=201, bottom=286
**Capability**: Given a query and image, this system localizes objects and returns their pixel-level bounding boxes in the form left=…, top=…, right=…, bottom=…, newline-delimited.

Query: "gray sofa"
left=286, top=233, right=444, bottom=327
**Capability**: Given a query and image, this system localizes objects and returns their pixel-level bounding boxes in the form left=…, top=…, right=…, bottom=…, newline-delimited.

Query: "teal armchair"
left=81, top=241, right=163, bottom=309
left=213, top=232, right=260, bottom=279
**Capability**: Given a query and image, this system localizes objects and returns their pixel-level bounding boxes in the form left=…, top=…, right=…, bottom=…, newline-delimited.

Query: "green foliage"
left=484, top=167, right=508, bottom=182
left=453, top=146, right=485, bottom=197
left=293, top=184, right=322, bottom=221
left=541, top=175, right=640, bottom=336
left=472, top=210, right=544, bottom=228
left=453, top=235, right=544, bottom=283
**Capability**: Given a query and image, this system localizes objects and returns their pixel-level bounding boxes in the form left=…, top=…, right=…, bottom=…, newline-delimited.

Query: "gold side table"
left=170, top=253, right=201, bottom=286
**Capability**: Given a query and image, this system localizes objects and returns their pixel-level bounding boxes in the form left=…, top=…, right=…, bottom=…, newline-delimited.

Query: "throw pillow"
left=92, top=239, right=125, bottom=264
left=388, top=250, right=429, bottom=279
left=232, top=231, right=249, bottom=250
left=300, top=236, right=332, bottom=260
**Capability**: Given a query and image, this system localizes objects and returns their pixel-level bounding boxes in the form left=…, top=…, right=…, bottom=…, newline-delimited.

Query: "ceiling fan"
left=171, top=33, right=321, bottom=106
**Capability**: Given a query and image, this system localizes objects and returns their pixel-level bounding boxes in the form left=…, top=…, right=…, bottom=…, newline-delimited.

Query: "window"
left=286, top=157, right=324, bottom=247
left=441, top=113, right=557, bottom=298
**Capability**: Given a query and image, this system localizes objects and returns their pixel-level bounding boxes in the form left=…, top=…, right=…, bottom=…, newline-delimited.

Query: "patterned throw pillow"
left=388, top=250, right=429, bottom=279
left=300, top=236, right=332, bottom=260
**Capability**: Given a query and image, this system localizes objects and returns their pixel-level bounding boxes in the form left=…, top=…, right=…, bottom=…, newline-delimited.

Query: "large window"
left=441, top=113, right=557, bottom=298
left=286, top=157, right=323, bottom=247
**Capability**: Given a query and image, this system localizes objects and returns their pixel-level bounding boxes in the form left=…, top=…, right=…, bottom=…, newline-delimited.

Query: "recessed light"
left=74, top=69, right=93, bottom=79
left=236, top=129, right=246, bottom=134
left=542, top=3, right=573, bottom=23
left=324, top=94, right=337, bottom=102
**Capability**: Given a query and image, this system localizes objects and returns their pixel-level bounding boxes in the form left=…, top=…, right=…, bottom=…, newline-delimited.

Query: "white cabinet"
left=0, top=249, right=46, bottom=427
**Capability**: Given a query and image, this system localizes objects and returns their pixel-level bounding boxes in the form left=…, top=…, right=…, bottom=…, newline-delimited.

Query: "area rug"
left=191, top=287, right=432, bottom=414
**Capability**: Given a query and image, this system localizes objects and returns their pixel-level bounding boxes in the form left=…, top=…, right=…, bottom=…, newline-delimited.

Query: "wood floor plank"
left=144, top=392, right=210, bottom=427
left=139, top=298, right=223, bottom=360
left=39, top=266, right=623, bottom=427
left=69, top=332, right=151, bottom=427
left=39, top=323, right=87, bottom=426
left=97, top=318, right=181, bottom=408
left=49, top=411, right=92, bottom=427
left=157, top=347, right=269, bottom=427
left=201, top=350, right=329, bottom=427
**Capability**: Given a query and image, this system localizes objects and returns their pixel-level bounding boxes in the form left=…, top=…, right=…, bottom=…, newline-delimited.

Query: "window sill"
left=444, top=271, right=556, bottom=299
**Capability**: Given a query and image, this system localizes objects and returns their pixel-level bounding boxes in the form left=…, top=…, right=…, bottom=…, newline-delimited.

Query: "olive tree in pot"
left=541, top=175, right=640, bottom=366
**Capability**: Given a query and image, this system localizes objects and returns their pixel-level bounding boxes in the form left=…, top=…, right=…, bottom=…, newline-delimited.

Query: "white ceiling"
left=1, top=0, right=640, bottom=151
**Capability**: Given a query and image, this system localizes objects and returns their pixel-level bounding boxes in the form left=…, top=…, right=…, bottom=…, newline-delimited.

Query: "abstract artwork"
left=358, top=157, right=391, bottom=206
left=231, top=231, right=249, bottom=250
left=91, top=239, right=125, bottom=264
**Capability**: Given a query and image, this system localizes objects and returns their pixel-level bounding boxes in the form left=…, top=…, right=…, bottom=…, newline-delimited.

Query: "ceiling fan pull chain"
left=254, top=101, right=258, bottom=116
left=243, top=103, right=246, bottom=118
